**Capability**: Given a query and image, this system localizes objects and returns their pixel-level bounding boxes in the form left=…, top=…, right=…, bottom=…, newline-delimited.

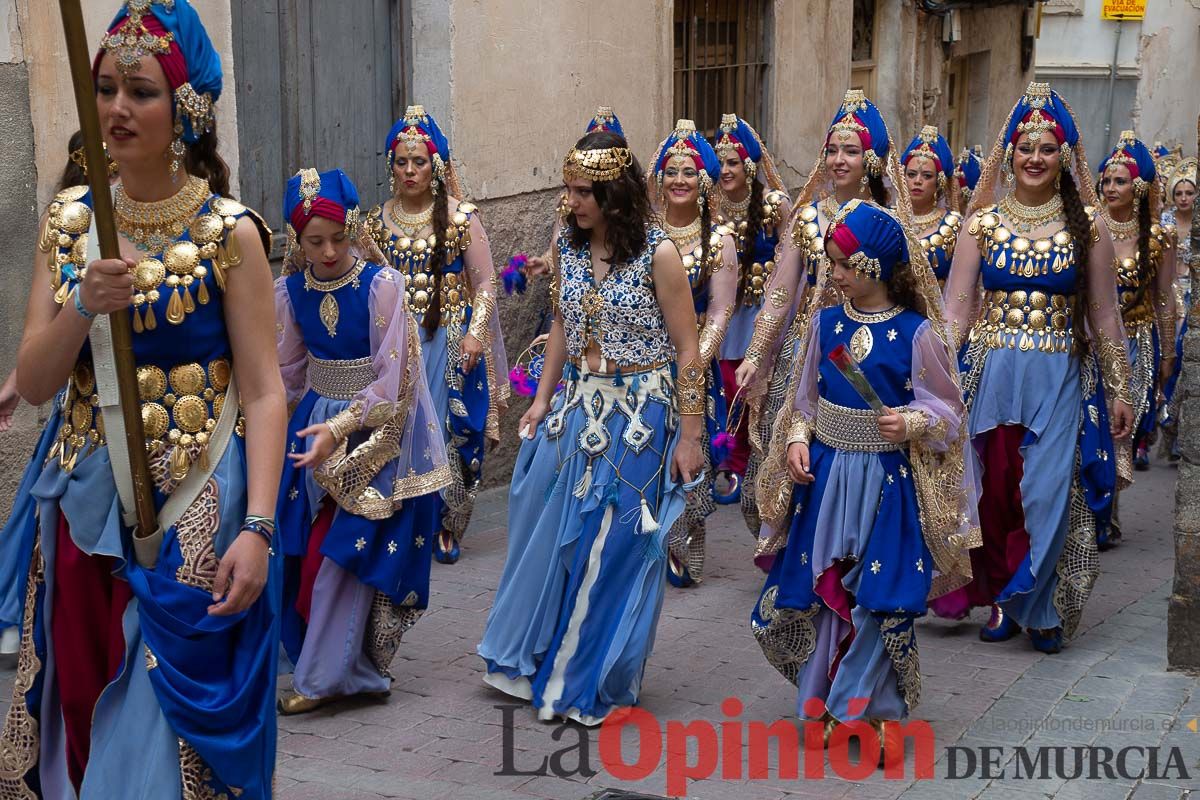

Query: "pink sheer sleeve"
left=942, top=215, right=985, bottom=349
left=906, top=320, right=967, bottom=453
left=357, top=268, right=412, bottom=425
left=1156, top=228, right=1179, bottom=348
left=746, top=213, right=807, bottom=372
left=699, top=232, right=739, bottom=362
left=790, top=312, right=822, bottom=418
left=462, top=211, right=510, bottom=412
left=1086, top=219, right=1132, bottom=406
left=274, top=276, right=308, bottom=408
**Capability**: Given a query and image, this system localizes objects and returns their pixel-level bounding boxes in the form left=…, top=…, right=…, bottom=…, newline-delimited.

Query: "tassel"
left=613, top=367, right=624, bottom=387
left=182, top=286, right=196, bottom=314
left=170, top=445, right=191, bottom=482
left=144, top=303, right=157, bottom=330
left=199, top=444, right=209, bottom=472
left=132, top=306, right=144, bottom=334
left=639, top=497, right=660, bottom=533
left=604, top=480, right=620, bottom=508
left=198, top=279, right=210, bottom=305
left=213, top=259, right=227, bottom=292
left=572, top=461, right=593, bottom=499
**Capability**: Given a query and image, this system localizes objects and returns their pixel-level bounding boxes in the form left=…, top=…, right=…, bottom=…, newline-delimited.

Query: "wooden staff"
left=58, top=0, right=157, bottom=539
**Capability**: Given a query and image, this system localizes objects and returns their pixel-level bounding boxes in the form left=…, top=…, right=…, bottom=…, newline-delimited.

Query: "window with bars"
left=673, top=0, right=772, bottom=138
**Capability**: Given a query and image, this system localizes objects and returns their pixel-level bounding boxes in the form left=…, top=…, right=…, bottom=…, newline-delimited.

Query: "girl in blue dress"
left=478, top=129, right=704, bottom=725
left=1, top=2, right=285, bottom=795
left=365, top=106, right=507, bottom=565
left=648, top=119, right=738, bottom=587
left=901, top=125, right=963, bottom=291
left=274, top=169, right=450, bottom=714
left=934, top=82, right=1134, bottom=652
left=751, top=199, right=977, bottom=745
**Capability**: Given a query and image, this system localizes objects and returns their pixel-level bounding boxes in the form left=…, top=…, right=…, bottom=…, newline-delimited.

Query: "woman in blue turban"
left=273, top=169, right=450, bottom=714
left=933, top=82, right=1134, bottom=654
left=364, top=105, right=508, bottom=565
left=708, top=113, right=791, bottom=514
left=901, top=125, right=963, bottom=289
left=648, top=119, right=739, bottom=588
left=0, top=1, right=284, bottom=796
left=741, top=89, right=904, bottom=572
left=1096, top=132, right=1177, bottom=522
left=954, top=146, right=984, bottom=214
left=750, top=199, right=977, bottom=756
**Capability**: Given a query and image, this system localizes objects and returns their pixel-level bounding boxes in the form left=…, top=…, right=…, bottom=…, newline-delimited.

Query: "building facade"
left=0, top=0, right=1035, bottom=505
left=1037, top=0, right=1200, bottom=166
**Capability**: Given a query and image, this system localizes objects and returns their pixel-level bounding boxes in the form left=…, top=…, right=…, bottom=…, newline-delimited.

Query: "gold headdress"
left=1169, top=156, right=1198, bottom=200
left=562, top=146, right=633, bottom=182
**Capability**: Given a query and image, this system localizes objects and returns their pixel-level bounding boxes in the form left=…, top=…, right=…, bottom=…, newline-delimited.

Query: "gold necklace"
left=999, top=193, right=1064, bottom=235
left=388, top=199, right=434, bottom=237
left=663, top=215, right=702, bottom=248
left=114, top=175, right=211, bottom=254
left=304, top=259, right=366, bottom=338
left=1102, top=209, right=1139, bottom=241
left=913, top=208, right=943, bottom=229
left=722, top=193, right=751, bottom=220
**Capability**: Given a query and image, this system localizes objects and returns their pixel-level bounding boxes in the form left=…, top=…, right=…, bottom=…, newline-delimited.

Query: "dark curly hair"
left=422, top=181, right=452, bottom=336
left=887, top=261, right=925, bottom=318
left=566, top=130, right=652, bottom=266
left=186, top=127, right=232, bottom=197
left=59, top=130, right=88, bottom=191
left=867, top=173, right=890, bottom=207
left=1116, top=192, right=1154, bottom=319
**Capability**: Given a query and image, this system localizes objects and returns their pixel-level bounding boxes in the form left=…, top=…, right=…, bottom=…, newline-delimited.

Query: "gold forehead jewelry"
left=1022, top=82, right=1052, bottom=109
left=100, top=0, right=176, bottom=77
left=297, top=168, right=320, bottom=214
left=562, top=146, right=633, bottom=182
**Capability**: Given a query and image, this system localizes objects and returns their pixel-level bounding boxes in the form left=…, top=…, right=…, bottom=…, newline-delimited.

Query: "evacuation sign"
left=1102, top=0, right=1146, bottom=20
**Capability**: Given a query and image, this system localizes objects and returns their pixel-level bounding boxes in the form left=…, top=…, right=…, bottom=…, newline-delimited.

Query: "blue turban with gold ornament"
left=95, top=0, right=221, bottom=145
left=902, top=125, right=955, bottom=191
left=284, top=168, right=361, bottom=234
left=954, top=147, right=983, bottom=194
left=825, top=199, right=909, bottom=282
left=827, top=89, right=891, bottom=177
left=385, top=105, right=452, bottom=184
left=586, top=106, right=624, bottom=138
left=651, top=119, right=721, bottom=197
left=1098, top=130, right=1156, bottom=198
left=1002, top=82, right=1080, bottom=172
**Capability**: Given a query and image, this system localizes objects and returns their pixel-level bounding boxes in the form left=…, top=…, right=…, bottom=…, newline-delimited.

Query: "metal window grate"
left=673, top=0, right=771, bottom=138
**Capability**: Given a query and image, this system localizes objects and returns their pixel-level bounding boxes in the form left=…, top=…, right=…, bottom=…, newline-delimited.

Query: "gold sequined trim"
left=751, top=585, right=819, bottom=686
left=814, top=398, right=902, bottom=452
left=173, top=477, right=222, bottom=592
left=180, top=739, right=239, bottom=800
left=307, top=355, right=376, bottom=401
left=0, top=542, right=43, bottom=799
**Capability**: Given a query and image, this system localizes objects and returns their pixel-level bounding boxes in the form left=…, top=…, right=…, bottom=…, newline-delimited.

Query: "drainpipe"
left=1104, top=21, right=1122, bottom=145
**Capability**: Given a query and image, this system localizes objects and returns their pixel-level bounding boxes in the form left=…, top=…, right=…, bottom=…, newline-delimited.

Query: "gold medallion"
left=320, top=293, right=339, bottom=338
left=850, top=325, right=874, bottom=362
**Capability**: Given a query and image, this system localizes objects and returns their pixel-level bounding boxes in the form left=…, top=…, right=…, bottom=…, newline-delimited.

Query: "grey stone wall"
left=1168, top=121, right=1200, bottom=670
left=0, top=61, right=41, bottom=520
left=476, top=187, right=560, bottom=490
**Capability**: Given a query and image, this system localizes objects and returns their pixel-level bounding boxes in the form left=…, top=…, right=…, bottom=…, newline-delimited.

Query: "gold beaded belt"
left=813, top=398, right=902, bottom=453
left=971, top=289, right=1075, bottom=353
left=53, top=357, right=237, bottom=481
left=308, top=354, right=376, bottom=400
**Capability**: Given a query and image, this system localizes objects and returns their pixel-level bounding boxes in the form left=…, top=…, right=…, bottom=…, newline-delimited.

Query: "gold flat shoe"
left=277, top=691, right=333, bottom=715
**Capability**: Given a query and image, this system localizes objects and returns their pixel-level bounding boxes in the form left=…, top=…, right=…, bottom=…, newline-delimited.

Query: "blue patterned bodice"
left=557, top=225, right=675, bottom=367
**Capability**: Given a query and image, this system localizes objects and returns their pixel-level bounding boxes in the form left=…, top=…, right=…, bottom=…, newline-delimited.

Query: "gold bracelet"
left=467, top=288, right=497, bottom=346
left=325, top=402, right=363, bottom=443
left=1094, top=328, right=1133, bottom=407
left=675, top=360, right=706, bottom=416
left=898, top=409, right=929, bottom=441
left=786, top=413, right=812, bottom=446
left=745, top=311, right=784, bottom=367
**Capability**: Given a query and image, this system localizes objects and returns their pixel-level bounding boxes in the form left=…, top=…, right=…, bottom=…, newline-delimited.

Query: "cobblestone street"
left=2, top=461, right=1195, bottom=799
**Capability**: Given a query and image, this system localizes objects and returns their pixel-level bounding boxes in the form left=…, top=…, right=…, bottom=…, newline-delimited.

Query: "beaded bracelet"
left=73, top=288, right=96, bottom=321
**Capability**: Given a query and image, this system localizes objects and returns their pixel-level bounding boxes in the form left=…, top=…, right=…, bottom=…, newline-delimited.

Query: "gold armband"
left=675, top=360, right=706, bottom=416
left=1094, top=328, right=1133, bottom=407
left=745, top=311, right=784, bottom=367
left=698, top=322, right=725, bottom=364
left=325, top=403, right=363, bottom=443
left=786, top=414, right=812, bottom=446
left=467, top=288, right=497, bottom=346
left=1156, top=303, right=1177, bottom=356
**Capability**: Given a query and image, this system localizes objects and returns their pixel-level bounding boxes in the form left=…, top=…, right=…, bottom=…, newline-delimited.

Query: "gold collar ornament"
left=562, top=146, right=633, bottom=182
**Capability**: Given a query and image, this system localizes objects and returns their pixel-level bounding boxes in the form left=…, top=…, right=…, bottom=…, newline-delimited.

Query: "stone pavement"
left=1, top=460, right=1196, bottom=799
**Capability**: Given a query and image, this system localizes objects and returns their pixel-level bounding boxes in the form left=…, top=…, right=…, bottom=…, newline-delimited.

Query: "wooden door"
left=232, top=0, right=405, bottom=254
